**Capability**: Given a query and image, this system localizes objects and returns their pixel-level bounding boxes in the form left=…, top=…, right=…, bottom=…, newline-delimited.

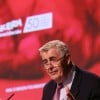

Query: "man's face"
left=40, top=48, right=64, bottom=82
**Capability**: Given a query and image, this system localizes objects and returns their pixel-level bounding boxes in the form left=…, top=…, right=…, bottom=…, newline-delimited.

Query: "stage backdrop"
left=0, top=0, right=100, bottom=100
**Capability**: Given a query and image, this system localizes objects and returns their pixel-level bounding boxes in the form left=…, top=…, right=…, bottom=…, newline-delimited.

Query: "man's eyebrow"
left=42, top=59, right=47, bottom=61
left=42, top=56, right=56, bottom=61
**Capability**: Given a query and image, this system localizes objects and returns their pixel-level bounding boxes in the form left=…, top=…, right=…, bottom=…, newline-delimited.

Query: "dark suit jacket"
left=42, top=66, right=100, bottom=100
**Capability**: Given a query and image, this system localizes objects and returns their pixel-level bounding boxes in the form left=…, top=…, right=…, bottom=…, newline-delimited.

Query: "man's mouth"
left=49, top=70, right=58, bottom=75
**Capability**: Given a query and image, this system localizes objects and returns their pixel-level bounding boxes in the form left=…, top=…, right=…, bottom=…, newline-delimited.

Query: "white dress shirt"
left=59, top=67, right=76, bottom=100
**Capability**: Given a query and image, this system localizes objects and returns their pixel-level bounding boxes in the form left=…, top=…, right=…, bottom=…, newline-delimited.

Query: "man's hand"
left=66, top=87, right=76, bottom=100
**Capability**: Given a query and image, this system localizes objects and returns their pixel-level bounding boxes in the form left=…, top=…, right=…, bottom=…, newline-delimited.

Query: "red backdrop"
left=0, top=0, right=100, bottom=100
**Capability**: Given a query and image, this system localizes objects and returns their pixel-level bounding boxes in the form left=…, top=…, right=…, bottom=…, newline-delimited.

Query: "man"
left=39, top=40, right=100, bottom=100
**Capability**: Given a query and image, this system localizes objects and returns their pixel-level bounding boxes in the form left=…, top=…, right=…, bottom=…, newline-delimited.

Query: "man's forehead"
left=43, top=48, right=60, bottom=54
left=40, top=48, right=61, bottom=57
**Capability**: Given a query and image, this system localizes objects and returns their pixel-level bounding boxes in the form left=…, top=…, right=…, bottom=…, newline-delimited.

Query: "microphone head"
left=54, top=64, right=60, bottom=67
left=7, top=93, right=15, bottom=100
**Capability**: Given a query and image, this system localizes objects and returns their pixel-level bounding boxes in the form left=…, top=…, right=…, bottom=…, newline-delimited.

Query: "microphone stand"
left=7, top=93, right=15, bottom=100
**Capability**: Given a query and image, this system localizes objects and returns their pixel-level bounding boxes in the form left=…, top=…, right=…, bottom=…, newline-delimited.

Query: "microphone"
left=44, top=64, right=61, bottom=70
left=54, top=64, right=61, bottom=67
left=7, top=93, right=15, bottom=100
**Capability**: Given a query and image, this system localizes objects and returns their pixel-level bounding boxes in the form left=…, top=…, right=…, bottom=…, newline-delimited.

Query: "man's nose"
left=46, top=60, right=53, bottom=66
left=47, top=62, right=53, bottom=67
left=46, top=61, right=54, bottom=69
left=48, top=65, right=54, bottom=72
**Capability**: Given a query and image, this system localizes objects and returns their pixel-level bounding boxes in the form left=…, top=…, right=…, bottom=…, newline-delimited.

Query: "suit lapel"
left=50, top=83, right=57, bottom=99
left=70, top=66, right=82, bottom=98
left=47, top=80, right=57, bottom=100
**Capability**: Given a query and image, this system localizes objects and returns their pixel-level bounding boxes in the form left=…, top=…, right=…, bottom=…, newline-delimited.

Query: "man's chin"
left=51, top=76, right=60, bottom=82
left=50, top=76, right=58, bottom=81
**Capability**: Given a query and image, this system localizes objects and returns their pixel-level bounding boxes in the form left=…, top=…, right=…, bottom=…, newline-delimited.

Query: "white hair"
left=39, top=40, right=69, bottom=56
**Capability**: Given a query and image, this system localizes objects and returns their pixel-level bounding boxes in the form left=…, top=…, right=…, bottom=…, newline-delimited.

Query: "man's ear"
left=66, top=54, right=70, bottom=64
left=63, top=54, right=71, bottom=76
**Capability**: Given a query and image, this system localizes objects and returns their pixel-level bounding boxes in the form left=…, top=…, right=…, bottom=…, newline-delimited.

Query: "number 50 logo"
left=23, top=12, right=53, bottom=33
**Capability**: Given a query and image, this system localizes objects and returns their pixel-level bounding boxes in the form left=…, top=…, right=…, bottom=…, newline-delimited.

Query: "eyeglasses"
left=41, top=54, right=65, bottom=67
